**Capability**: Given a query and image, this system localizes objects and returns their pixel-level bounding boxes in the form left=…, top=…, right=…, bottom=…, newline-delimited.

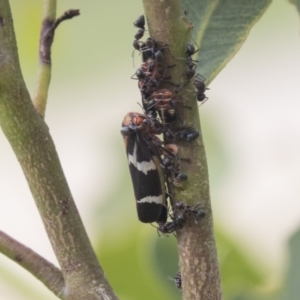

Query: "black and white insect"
left=121, top=112, right=169, bottom=224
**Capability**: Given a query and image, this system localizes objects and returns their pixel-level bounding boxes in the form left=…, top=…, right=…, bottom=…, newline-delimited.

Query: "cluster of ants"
left=129, top=15, right=208, bottom=291
left=131, top=14, right=208, bottom=195
left=132, top=15, right=208, bottom=125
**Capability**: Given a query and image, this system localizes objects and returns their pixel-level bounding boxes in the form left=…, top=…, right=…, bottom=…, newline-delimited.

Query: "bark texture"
left=142, top=1, right=222, bottom=299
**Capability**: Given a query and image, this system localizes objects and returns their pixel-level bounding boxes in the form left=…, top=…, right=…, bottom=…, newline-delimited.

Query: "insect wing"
left=126, top=134, right=167, bottom=223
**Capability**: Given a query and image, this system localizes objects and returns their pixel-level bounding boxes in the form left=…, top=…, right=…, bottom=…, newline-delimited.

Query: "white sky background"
left=0, top=0, right=300, bottom=298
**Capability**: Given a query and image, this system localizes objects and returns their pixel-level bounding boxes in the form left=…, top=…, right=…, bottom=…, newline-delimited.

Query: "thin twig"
left=39, top=9, right=80, bottom=65
left=0, top=230, right=65, bottom=298
left=52, top=9, right=80, bottom=31
left=33, top=1, right=80, bottom=117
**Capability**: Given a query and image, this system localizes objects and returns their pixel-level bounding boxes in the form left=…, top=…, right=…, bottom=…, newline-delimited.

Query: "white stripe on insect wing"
left=136, top=195, right=163, bottom=204
left=128, top=141, right=157, bottom=175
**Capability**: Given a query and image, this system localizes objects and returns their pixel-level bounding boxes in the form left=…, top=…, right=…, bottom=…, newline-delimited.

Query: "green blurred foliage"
left=216, top=227, right=267, bottom=300
left=96, top=225, right=179, bottom=300
left=0, top=263, right=53, bottom=300
left=182, top=0, right=271, bottom=85
left=289, top=0, right=300, bottom=15
left=281, top=227, right=300, bottom=300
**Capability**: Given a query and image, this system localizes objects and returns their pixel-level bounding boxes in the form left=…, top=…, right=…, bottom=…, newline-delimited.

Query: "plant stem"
left=0, top=230, right=65, bottom=298
left=0, top=1, right=117, bottom=299
left=142, top=1, right=222, bottom=299
left=33, top=1, right=79, bottom=117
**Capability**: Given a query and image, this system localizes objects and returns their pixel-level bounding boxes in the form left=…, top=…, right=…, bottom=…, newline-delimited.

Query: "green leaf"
left=215, top=226, right=282, bottom=300
left=183, top=0, right=271, bottom=84
left=215, top=226, right=267, bottom=300
left=281, top=227, right=300, bottom=300
left=289, top=0, right=300, bottom=15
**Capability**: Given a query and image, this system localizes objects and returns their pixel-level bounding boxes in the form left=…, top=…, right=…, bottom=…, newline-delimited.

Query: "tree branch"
left=142, top=1, right=222, bottom=299
left=33, top=0, right=79, bottom=117
left=0, top=1, right=117, bottom=299
left=0, top=230, right=65, bottom=298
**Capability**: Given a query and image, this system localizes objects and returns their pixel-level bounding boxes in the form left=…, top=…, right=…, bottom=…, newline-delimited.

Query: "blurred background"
left=0, top=0, right=300, bottom=299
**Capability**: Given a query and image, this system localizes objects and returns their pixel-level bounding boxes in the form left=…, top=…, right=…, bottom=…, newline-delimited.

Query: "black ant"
left=133, top=15, right=145, bottom=30
left=185, top=43, right=199, bottom=80
left=173, top=271, right=182, bottom=290
left=131, top=59, right=177, bottom=115
left=193, top=75, right=208, bottom=104
left=157, top=201, right=206, bottom=234
left=186, top=43, right=199, bottom=57
left=165, top=127, right=200, bottom=142
left=162, top=155, right=189, bottom=187
left=186, top=60, right=197, bottom=80
left=134, top=28, right=145, bottom=41
left=133, top=15, right=145, bottom=40
left=158, top=221, right=179, bottom=234
left=173, top=200, right=206, bottom=223
left=132, top=15, right=146, bottom=64
left=140, top=38, right=165, bottom=63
